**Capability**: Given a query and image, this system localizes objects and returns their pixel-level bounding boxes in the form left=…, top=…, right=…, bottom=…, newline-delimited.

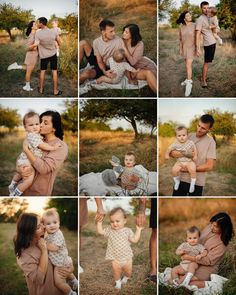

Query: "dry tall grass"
left=80, top=130, right=157, bottom=175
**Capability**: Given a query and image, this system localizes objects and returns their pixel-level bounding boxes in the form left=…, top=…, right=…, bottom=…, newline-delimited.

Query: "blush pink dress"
left=179, top=23, right=196, bottom=59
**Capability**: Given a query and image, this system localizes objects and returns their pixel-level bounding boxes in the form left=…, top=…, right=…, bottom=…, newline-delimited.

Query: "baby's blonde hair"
left=109, top=207, right=127, bottom=218
left=113, top=48, right=125, bottom=63
left=209, top=6, right=217, bottom=16
left=42, top=208, right=60, bottom=222
left=187, top=226, right=201, bottom=237
left=175, top=125, right=188, bottom=134
left=23, top=111, right=39, bottom=126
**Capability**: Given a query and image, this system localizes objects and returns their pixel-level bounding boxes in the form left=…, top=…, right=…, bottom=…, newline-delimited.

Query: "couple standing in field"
left=177, top=1, right=221, bottom=96
left=79, top=19, right=157, bottom=94
left=7, top=17, right=62, bottom=95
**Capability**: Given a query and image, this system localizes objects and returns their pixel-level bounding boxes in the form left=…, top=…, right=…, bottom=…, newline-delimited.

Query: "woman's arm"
left=123, top=40, right=144, bottom=66
left=37, top=238, right=48, bottom=275
left=179, top=28, right=183, bottom=55
left=38, top=142, right=61, bottom=152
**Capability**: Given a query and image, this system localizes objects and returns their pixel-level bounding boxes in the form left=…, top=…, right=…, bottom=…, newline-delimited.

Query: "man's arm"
left=136, top=198, right=146, bottom=227
left=96, top=54, right=115, bottom=79
left=196, top=159, right=215, bottom=172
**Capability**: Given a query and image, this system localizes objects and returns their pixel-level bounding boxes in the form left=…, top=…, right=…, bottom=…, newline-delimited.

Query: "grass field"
left=0, top=223, right=78, bottom=295
left=158, top=136, right=236, bottom=196
left=79, top=0, right=157, bottom=97
left=0, top=131, right=78, bottom=196
left=80, top=211, right=156, bottom=295
left=0, top=34, right=78, bottom=97
left=159, top=199, right=236, bottom=295
left=159, top=27, right=236, bottom=97
left=79, top=130, right=157, bottom=175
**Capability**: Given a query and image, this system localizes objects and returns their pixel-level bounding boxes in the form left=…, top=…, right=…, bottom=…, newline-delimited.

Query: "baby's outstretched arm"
left=96, top=221, right=105, bottom=235
left=129, top=225, right=143, bottom=243
left=38, top=142, right=61, bottom=151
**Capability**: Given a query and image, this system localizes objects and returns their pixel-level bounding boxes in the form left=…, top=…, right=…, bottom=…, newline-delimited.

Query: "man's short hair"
left=99, top=19, right=115, bottom=31
left=200, top=114, right=215, bottom=128
left=200, top=1, right=209, bottom=8
left=38, top=17, right=48, bottom=26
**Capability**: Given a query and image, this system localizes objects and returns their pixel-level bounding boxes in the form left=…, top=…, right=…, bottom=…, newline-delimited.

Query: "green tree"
left=63, top=13, right=78, bottom=34
left=80, top=99, right=157, bottom=139
left=0, top=3, right=34, bottom=41
left=159, top=0, right=174, bottom=21
left=61, top=100, right=78, bottom=133
left=169, top=0, right=200, bottom=28
left=158, top=121, right=177, bottom=137
left=0, top=198, right=29, bottom=223
left=46, top=198, right=78, bottom=230
left=129, top=198, right=151, bottom=216
left=217, top=0, right=236, bottom=40
left=0, top=105, right=21, bottom=131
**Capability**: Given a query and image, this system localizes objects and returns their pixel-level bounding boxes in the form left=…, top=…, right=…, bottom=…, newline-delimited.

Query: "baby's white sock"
left=121, top=276, right=130, bottom=284
left=69, top=278, right=78, bottom=290
left=9, top=180, right=17, bottom=189
left=181, top=272, right=193, bottom=286
left=173, top=176, right=180, bottom=190
left=189, top=178, right=196, bottom=193
left=12, top=187, right=23, bottom=197
left=115, top=279, right=121, bottom=289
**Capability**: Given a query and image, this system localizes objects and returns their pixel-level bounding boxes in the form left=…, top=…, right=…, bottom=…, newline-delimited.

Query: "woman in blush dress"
left=177, top=11, right=196, bottom=97
left=122, top=24, right=157, bottom=94
left=7, top=21, right=39, bottom=91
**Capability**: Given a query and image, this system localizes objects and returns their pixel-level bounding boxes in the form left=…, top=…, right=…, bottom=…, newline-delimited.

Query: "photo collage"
left=0, top=0, right=235, bottom=294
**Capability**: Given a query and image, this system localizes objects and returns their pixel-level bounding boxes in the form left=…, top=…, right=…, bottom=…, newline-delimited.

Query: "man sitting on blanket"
left=79, top=19, right=123, bottom=84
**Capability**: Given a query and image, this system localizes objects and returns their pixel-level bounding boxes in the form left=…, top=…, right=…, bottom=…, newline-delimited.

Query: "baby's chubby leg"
left=17, top=166, right=35, bottom=194
left=170, top=265, right=186, bottom=284
left=96, top=75, right=114, bottom=84
left=121, top=259, right=132, bottom=284
left=186, top=161, right=196, bottom=193
left=112, top=260, right=122, bottom=289
left=54, top=266, right=73, bottom=294
left=179, top=262, right=199, bottom=286
left=172, top=162, right=182, bottom=190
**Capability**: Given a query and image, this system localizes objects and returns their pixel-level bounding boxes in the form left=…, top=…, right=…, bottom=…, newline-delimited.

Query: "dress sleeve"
left=27, top=133, right=44, bottom=148
left=125, top=42, right=144, bottom=66
left=50, top=231, right=65, bottom=247
left=124, top=62, right=137, bottom=72
left=32, top=143, right=68, bottom=174
left=196, top=243, right=226, bottom=266
left=127, top=228, right=135, bottom=239
left=18, top=253, right=45, bottom=285
left=104, top=226, right=111, bottom=238
left=176, top=242, right=186, bottom=251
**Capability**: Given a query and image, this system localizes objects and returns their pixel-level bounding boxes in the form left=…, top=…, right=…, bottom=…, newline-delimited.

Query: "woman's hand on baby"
left=57, top=265, right=74, bottom=279
left=38, top=238, right=47, bottom=252
left=16, top=165, right=34, bottom=177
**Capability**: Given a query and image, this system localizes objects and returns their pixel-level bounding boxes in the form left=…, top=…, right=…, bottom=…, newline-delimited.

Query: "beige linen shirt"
left=196, top=15, right=216, bottom=46
left=93, top=35, right=123, bottom=66
left=179, top=133, right=216, bottom=186
left=23, top=138, right=68, bottom=196
left=35, top=28, right=58, bottom=59
left=17, top=245, right=64, bottom=295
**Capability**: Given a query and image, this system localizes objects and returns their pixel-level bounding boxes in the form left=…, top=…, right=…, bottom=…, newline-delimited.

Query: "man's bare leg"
left=39, top=70, right=46, bottom=93
left=202, top=63, right=208, bottom=86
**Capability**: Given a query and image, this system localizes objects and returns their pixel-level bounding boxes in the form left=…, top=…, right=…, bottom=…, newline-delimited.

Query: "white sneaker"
left=185, top=80, right=193, bottom=97
left=23, top=85, right=33, bottom=91
left=181, top=79, right=188, bottom=86
left=7, top=62, right=18, bottom=71
left=79, top=265, right=84, bottom=273
left=115, top=281, right=121, bottom=289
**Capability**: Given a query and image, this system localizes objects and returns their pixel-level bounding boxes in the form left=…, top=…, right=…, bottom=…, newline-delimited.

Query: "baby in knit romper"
left=42, top=208, right=78, bottom=295
left=171, top=226, right=207, bottom=287
left=165, top=126, right=197, bottom=193
left=96, top=207, right=143, bottom=289
left=8, top=111, right=61, bottom=197
left=96, top=48, right=138, bottom=85
left=208, top=7, right=223, bottom=45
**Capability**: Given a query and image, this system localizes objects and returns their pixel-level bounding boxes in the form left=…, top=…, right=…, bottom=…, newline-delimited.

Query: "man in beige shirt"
left=80, top=19, right=123, bottom=84
left=171, top=114, right=216, bottom=196
left=196, top=2, right=217, bottom=88
left=31, top=17, right=62, bottom=95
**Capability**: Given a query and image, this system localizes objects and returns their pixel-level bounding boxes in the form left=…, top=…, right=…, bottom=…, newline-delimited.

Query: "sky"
left=25, top=197, right=49, bottom=214
left=0, top=99, right=69, bottom=122
left=159, top=99, right=236, bottom=126
left=1, top=0, right=77, bottom=19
